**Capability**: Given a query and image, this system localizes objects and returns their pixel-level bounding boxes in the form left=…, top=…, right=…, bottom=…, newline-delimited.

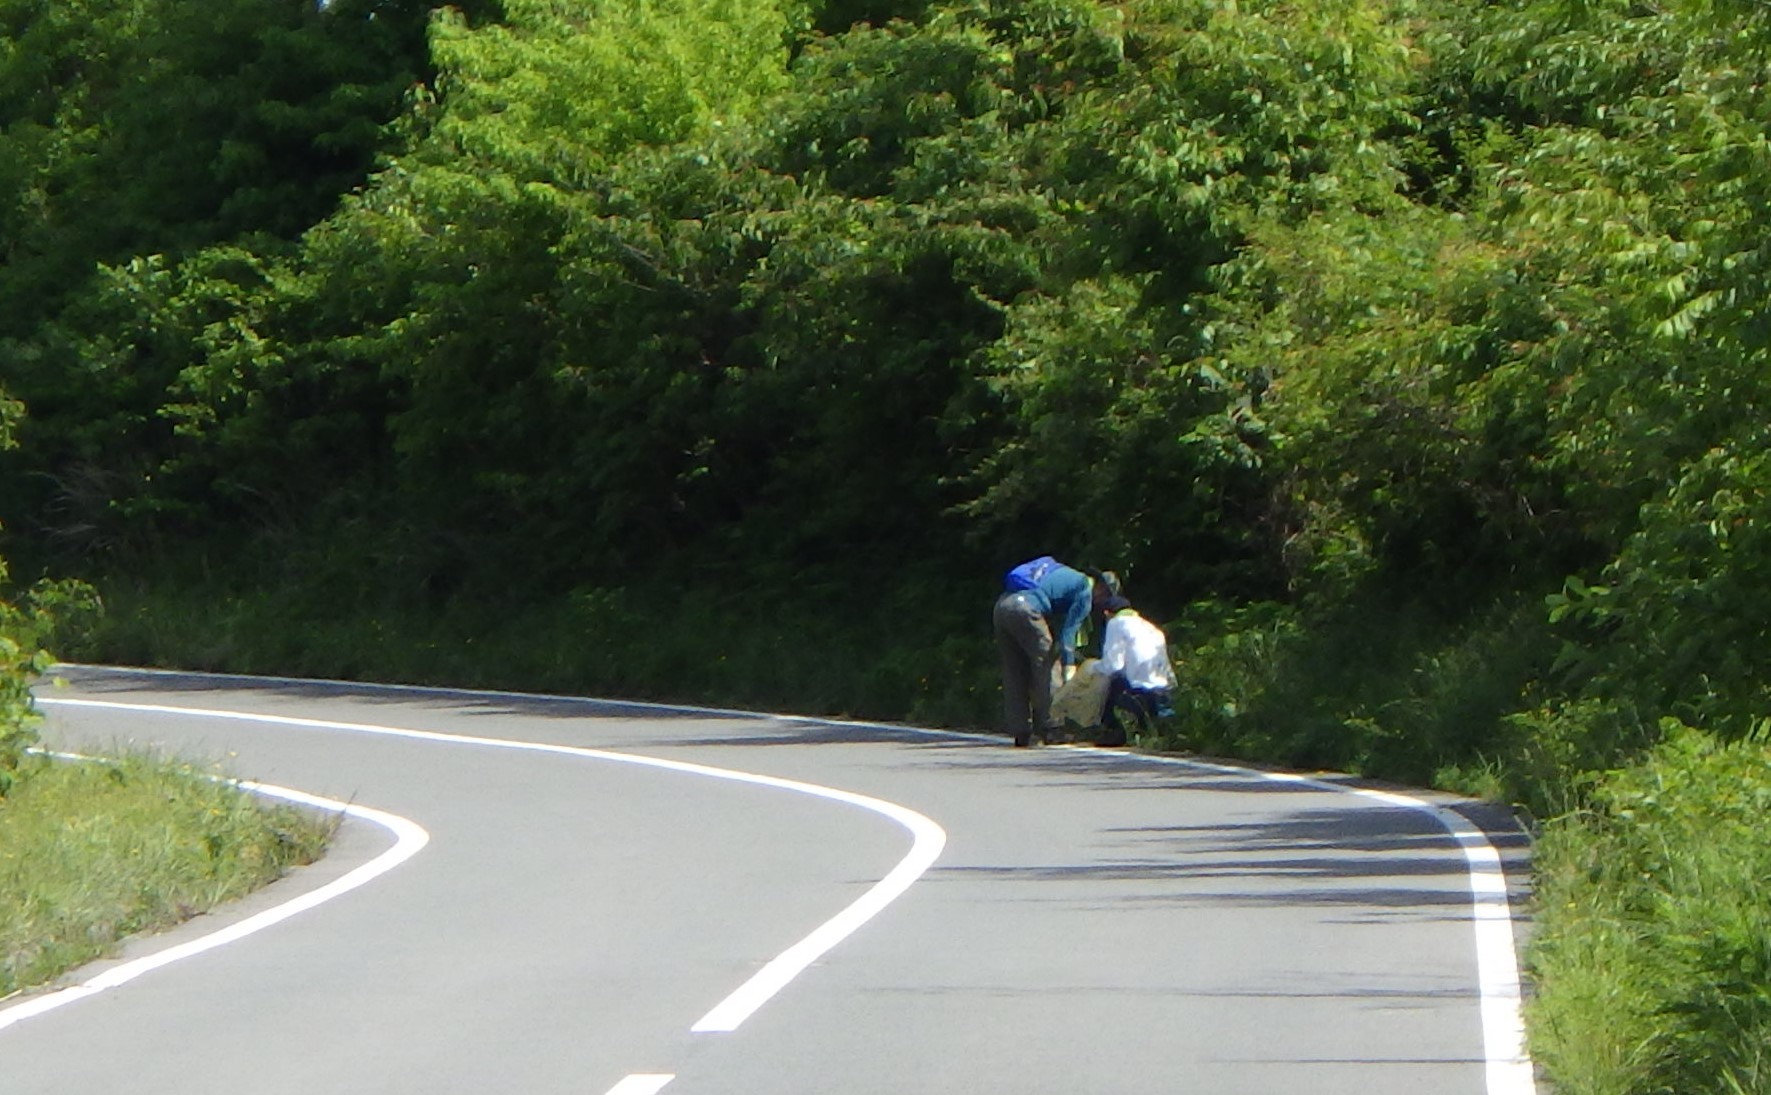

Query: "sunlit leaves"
left=7, top=0, right=1771, bottom=790
left=429, top=0, right=796, bottom=182
left=0, top=388, right=18, bottom=452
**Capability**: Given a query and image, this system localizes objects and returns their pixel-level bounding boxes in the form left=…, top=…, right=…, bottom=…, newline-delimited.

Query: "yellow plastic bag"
left=1050, top=659, right=1110, bottom=728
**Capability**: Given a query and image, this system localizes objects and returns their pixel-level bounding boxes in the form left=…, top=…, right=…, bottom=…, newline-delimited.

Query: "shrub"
left=0, top=576, right=100, bottom=796
left=1527, top=725, right=1771, bottom=1095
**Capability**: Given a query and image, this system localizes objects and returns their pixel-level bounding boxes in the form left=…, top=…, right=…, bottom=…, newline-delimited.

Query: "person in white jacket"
left=1088, top=595, right=1175, bottom=746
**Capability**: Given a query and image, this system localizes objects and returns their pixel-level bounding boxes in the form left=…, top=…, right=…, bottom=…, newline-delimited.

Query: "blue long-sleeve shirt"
left=1027, top=565, right=1094, bottom=666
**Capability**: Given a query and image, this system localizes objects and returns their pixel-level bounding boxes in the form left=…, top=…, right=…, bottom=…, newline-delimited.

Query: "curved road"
left=7, top=666, right=1537, bottom=1094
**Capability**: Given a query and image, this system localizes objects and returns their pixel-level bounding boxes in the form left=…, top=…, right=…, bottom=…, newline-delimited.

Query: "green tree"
left=0, top=0, right=445, bottom=334
left=0, top=389, right=55, bottom=795
left=0, top=0, right=460, bottom=563
left=1442, top=0, right=1771, bottom=744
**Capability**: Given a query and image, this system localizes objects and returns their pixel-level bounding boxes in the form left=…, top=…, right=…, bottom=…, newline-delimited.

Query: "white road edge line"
left=0, top=757, right=429, bottom=1033
left=1079, top=747, right=1538, bottom=1095
left=30, top=695, right=948, bottom=1036
left=605, top=1074, right=675, bottom=1095
left=37, top=666, right=1536, bottom=1094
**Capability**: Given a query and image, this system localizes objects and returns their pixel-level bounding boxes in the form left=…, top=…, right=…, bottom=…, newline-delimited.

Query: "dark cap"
left=1090, top=569, right=1122, bottom=596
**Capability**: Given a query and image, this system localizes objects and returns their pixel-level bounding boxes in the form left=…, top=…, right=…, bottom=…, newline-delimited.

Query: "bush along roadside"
left=1525, top=724, right=1771, bottom=1095
left=0, top=579, right=55, bottom=796
left=1, top=574, right=100, bottom=796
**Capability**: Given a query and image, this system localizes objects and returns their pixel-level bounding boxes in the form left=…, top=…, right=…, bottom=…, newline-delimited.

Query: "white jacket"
left=1091, top=611, right=1175, bottom=690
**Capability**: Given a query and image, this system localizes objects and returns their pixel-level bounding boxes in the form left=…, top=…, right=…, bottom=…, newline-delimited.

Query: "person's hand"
left=1061, top=663, right=1077, bottom=684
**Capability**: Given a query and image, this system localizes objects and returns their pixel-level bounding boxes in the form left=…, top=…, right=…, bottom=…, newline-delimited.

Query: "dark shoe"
left=1095, top=728, right=1127, bottom=747
left=1013, top=731, right=1032, bottom=747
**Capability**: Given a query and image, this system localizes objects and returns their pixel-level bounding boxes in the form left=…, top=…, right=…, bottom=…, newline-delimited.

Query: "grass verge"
left=0, top=752, right=332, bottom=998
left=1525, top=725, right=1771, bottom=1095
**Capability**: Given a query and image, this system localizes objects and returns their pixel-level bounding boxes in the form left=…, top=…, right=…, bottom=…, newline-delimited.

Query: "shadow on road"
left=45, top=663, right=1532, bottom=923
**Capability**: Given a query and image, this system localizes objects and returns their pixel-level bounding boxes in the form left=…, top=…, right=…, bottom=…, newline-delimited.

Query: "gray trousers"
left=994, top=590, right=1060, bottom=737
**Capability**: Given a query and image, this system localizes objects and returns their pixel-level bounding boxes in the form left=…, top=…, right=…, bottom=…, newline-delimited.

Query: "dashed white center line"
left=31, top=675, right=1538, bottom=1095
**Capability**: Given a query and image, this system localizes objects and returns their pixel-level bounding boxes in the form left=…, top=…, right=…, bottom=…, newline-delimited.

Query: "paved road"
left=6, top=667, right=1537, bottom=1094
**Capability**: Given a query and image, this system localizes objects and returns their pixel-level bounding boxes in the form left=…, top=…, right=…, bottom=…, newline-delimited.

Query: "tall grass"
left=0, top=753, right=331, bottom=996
left=1527, top=726, right=1771, bottom=1095
left=74, top=570, right=1001, bottom=730
left=1154, top=593, right=1555, bottom=795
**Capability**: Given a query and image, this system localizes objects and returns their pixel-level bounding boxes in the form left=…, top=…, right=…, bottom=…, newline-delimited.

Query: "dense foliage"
left=4, top=0, right=1767, bottom=791
left=1, top=0, right=1765, bottom=785
left=3, top=0, right=1769, bottom=1085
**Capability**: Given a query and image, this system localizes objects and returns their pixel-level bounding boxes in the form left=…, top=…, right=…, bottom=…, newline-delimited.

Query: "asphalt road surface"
left=6, top=666, right=1538, bottom=1094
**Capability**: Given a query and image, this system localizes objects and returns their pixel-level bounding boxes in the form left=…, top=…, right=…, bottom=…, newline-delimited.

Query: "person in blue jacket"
left=994, top=560, right=1115, bottom=746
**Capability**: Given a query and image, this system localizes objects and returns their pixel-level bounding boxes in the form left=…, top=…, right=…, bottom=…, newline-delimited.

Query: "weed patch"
left=0, top=753, right=331, bottom=996
left=1527, top=726, right=1771, bottom=1095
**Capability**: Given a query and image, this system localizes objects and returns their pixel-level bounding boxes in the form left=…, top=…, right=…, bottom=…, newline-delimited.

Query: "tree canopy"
left=2, top=0, right=1768, bottom=796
